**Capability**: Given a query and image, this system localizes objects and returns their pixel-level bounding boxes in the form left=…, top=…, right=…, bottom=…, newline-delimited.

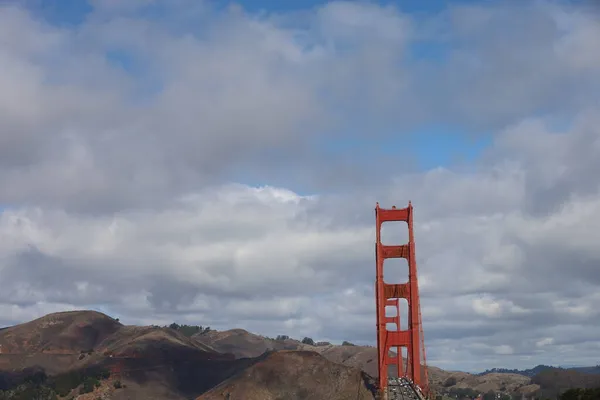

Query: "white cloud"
left=536, top=338, right=554, bottom=348
left=0, top=0, right=600, bottom=372
left=494, top=345, right=514, bottom=356
left=472, top=297, right=503, bottom=318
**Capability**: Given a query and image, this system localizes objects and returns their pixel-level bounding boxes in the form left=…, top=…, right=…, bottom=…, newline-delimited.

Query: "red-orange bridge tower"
left=375, top=202, right=429, bottom=397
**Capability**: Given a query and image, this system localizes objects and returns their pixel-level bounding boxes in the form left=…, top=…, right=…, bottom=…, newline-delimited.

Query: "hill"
left=572, top=366, right=600, bottom=375
left=0, top=311, right=378, bottom=399
left=193, top=329, right=302, bottom=358
left=197, top=350, right=376, bottom=400
left=191, top=327, right=545, bottom=396
left=191, top=327, right=600, bottom=398
left=193, top=329, right=382, bottom=376
left=0, top=311, right=244, bottom=399
left=478, top=365, right=600, bottom=378
left=0, top=310, right=120, bottom=355
left=1, top=310, right=598, bottom=399
left=0, top=310, right=123, bottom=376
left=531, top=368, right=600, bottom=399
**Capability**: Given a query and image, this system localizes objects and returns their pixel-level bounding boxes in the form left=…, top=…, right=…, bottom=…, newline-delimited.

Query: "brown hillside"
left=197, top=350, right=377, bottom=400
left=531, top=368, right=600, bottom=399
left=0, top=311, right=244, bottom=399
left=193, top=329, right=304, bottom=358
left=97, top=324, right=219, bottom=357
left=193, top=330, right=430, bottom=386
left=303, top=343, right=379, bottom=378
left=0, top=310, right=121, bottom=354
left=431, top=370, right=532, bottom=394
left=191, top=328, right=540, bottom=395
left=0, top=311, right=552, bottom=399
left=0, top=310, right=228, bottom=375
left=193, top=329, right=377, bottom=368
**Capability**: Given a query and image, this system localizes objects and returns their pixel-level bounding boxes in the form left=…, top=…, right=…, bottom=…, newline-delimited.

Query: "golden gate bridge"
left=375, top=202, right=429, bottom=400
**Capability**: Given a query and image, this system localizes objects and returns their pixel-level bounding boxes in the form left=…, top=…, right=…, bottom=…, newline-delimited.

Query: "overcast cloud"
left=0, top=0, right=600, bottom=372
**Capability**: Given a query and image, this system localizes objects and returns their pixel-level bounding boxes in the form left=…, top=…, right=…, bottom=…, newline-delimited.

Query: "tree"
left=443, top=377, right=457, bottom=387
left=483, top=390, right=496, bottom=400
left=79, top=377, right=98, bottom=394
left=301, top=337, right=315, bottom=345
left=449, top=387, right=478, bottom=399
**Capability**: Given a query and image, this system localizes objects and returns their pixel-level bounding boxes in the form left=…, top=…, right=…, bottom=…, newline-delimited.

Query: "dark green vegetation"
left=532, top=369, right=600, bottom=400
left=478, top=365, right=554, bottom=377
left=301, top=337, right=315, bottom=345
left=436, top=365, right=600, bottom=400
left=437, top=388, right=513, bottom=400
left=438, top=386, right=600, bottom=400
left=559, top=388, right=600, bottom=400
left=438, top=385, right=514, bottom=400
left=298, top=337, right=331, bottom=347
left=163, top=323, right=211, bottom=337
left=442, top=388, right=600, bottom=400
left=0, top=367, right=112, bottom=400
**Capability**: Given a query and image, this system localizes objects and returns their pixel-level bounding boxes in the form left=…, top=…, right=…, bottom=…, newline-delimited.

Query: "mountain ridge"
left=478, top=365, right=600, bottom=378
left=1, top=310, right=599, bottom=400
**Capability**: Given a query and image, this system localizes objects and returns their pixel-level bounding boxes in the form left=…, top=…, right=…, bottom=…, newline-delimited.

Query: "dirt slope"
left=197, top=350, right=377, bottom=400
left=0, top=310, right=123, bottom=375
left=430, top=369, right=533, bottom=393
left=194, top=329, right=378, bottom=368
left=0, top=310, right=121, bottom=354
left=0, top=311, right=242, bottom=399
left=0, top=311, right=549, bottom=399
left=96, top=323, right=219, bottom=357
left=304, top=344, right=379, bottom=377
left=193, top=329, right=303, bottom=358
left=192, top=328, right=540, bottom=395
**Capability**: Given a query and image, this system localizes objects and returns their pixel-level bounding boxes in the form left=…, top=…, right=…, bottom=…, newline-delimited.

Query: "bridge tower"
left=375, top=202, right=429, bottom=398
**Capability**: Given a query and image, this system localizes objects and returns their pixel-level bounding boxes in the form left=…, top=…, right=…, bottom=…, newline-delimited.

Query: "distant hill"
left=197, top=350, right=377, bottom=400
left=531, top=368, right=600, bottom=399
left=192, top=327, right=600, bottom=399
left=571, top=366, right=600, bottom=375
left=0, top=311, right=380, bottom=399
left=193, top=328, right=382, bottom=377
left=1, top=310, right=598, bottom=400
left=478, top=366, right=555, bottom=377
left=0, top=310, right=122, bottom=355
left=478, top=365, right=600, bottom=378
left=191, top=327, right=539, bottom=396
left=0, top=310, right=246, bottom=399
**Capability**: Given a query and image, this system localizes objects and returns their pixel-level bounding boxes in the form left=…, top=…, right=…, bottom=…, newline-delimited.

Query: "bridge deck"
left=386, top=377, right=426, bottom=400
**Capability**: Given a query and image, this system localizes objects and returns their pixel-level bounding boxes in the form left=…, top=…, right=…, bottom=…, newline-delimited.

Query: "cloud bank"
left=1, top=0, right=599, bottom=371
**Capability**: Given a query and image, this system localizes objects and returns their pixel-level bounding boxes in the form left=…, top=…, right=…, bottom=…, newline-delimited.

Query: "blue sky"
left=23, top=0, right=491, bottom=177
left=3, top=0, right=600, bottom=373
left=28, top=0, right=480, bottom=23
left=236, top=0, right=478, bottom=13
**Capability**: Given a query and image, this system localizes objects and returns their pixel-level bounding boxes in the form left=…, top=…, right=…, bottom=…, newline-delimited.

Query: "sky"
left=0, top=0, right=600, bottom=373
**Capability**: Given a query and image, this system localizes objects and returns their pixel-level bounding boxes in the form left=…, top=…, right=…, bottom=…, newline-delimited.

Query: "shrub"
left=444, top=377, right=457, bottom=387
left=301, top=337, right=315, bottom=345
